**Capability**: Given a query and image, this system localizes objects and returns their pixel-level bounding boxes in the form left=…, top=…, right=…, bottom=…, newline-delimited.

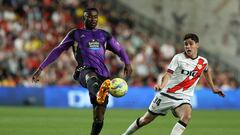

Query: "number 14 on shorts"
left=153, top=97, right=161, bottom=106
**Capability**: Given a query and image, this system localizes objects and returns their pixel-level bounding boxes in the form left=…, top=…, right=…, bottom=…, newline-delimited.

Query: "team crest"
left=197, top=64, right=202, bottom=69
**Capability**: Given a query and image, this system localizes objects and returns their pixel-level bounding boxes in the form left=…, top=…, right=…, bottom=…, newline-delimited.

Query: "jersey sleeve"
left=39, top=29, right=75, bottom=69
left=167, top=54, right=179, bottom=74
left=203, top=59, right=208, bottom=72
left=106, top=34, right=130, bottom=64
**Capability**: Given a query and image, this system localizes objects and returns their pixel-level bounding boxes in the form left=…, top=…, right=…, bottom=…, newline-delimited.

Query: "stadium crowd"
left=0, top=0, right=239, bottom=90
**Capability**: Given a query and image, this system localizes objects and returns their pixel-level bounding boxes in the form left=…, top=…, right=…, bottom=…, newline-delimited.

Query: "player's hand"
left=32, top=68, right=42, bottom=83
left=154, top=84, right=163, bottom=91
left=213, top=88, right=225, bottom=97
left=124, top=64, right=132, bottom=78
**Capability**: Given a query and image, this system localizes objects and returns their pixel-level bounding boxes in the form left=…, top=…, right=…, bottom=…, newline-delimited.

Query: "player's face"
left=184, top=38, right=199, bottom=58
left=84, top=10, right=98, bottom=30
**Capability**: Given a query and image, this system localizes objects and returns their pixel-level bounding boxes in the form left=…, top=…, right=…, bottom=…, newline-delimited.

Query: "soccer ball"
left=109, top=78, right=128, bottom=97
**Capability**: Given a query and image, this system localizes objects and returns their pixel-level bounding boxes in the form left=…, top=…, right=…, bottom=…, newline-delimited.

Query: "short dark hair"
left=183, top=33, right=199, bottom=43
left=83, top=8, right=99, bottom=14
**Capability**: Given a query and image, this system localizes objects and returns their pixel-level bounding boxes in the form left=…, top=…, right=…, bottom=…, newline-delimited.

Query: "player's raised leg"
left=79, top=70, right=110, bottom=104
left=122, top=111, right=157, bottom=135
left=85, top=72, right=101, bottom=96
left=170, top=104, right=192, bottom=135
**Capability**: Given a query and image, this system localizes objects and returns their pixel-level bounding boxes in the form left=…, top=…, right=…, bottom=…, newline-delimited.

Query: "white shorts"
left=148, top=92, right=191, bottom=117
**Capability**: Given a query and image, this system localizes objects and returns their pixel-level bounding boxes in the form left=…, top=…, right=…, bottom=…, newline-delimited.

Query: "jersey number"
left=153, top=97, right=161, bottom=106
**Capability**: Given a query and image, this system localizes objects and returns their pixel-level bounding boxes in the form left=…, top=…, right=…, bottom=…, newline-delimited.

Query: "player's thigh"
left=174, top=103, right=192, bottom=119
left=148, top=93, right=172, bottom=116
left=78, top=68, right=96, bottom=88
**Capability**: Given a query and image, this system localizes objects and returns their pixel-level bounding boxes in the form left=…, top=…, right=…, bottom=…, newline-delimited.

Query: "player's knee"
left=181, top=113, right=191, bottom=123
left=86, top=76, right=100, bottom=89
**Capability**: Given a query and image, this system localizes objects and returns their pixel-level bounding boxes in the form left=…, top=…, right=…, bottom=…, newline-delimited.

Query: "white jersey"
left=161, top=52, right=208, bottom=100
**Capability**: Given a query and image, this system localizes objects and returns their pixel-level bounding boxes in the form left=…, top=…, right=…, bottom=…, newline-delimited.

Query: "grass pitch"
left=0, top=107, right=239, bottom=135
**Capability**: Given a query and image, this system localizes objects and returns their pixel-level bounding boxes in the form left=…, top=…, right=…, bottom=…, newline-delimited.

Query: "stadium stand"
left=0, top=0, right=239, bottom=90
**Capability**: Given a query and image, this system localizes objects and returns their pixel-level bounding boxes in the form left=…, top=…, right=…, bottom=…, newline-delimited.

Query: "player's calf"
left=91, top=119, right=104, bottom=135
left=180, top=113, right=191, bottom=124
left=170, top=120, right=187, bottom=135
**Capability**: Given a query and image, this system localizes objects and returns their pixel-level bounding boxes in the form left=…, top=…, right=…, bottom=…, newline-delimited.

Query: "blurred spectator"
left=0, top=0, right=239, bottom=89
left=160, top=40, right=176, bottom=61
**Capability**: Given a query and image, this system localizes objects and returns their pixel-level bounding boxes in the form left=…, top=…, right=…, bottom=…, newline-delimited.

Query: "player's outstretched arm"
left=154, top=72, right=172, bottom=91
left=106, top=35, right=132, bottom=78
left=203, top=68, right=225, bottom=97
left=32, top=29, right=75, bottom=84
left=124, top=64, right=132, bottom=78
left=32, top=68, right=42, bottom=83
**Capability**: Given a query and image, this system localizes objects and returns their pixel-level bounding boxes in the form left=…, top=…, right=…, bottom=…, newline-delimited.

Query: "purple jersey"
left=39, top=28, right=130, bottom=77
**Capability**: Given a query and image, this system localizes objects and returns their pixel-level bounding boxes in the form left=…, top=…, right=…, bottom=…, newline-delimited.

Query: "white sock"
left=122, top=118, right=141, bottom=135
left=170, top=121, right=187, bottom=135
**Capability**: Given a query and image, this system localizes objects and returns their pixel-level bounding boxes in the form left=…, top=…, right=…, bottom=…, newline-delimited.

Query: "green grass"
left=0, top=107, right=239, bottom=135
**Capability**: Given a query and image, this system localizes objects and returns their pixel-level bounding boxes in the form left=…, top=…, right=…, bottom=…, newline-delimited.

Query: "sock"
left=170, top=120, right=187, bottom=135
left=90, top=121, right=103, bottom=135
left=122, top=118, right=141, bottom=135
left=86, top=76, right=100, bottom=96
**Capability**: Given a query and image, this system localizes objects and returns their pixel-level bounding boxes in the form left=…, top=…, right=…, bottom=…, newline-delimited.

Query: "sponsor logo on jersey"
left=181, top=69, right=197, bottom=77
left=167, top=58, right=207, bottom=93
left=88, top=39, right=100, bottom=50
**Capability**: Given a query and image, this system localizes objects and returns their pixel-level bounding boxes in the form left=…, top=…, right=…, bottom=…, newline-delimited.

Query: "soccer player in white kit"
left=122, top=33, right=225, bottom=135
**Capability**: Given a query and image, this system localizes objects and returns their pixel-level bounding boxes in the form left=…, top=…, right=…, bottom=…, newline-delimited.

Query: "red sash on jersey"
left=167, top=58, right=207, bottom=93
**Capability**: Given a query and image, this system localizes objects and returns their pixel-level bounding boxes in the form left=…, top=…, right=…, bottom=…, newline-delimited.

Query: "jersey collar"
left=184, top=52, right=198, bottom=60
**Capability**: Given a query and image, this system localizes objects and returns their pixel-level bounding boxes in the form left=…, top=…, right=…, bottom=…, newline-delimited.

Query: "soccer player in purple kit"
left=32, top=8, right=132, bottom=135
